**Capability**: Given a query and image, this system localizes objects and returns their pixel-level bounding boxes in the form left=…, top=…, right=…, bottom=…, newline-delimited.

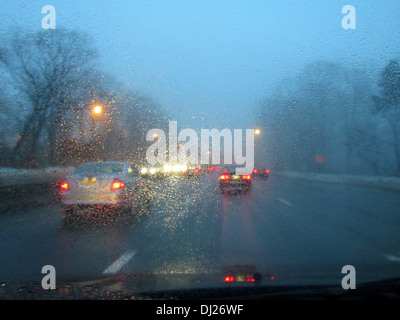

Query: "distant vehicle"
left=162, top=163, right=188, bottom=176
left=139, top=165, right=165, bottom=179
left=183, top=165, right=203, bottom=178
left=253, top=168, right=270, bottom=179
left=59, top=161, right=153, bottom=225
left=207, top=166, right=220, bottom=173
left=219, top=166, right=252, bottom=193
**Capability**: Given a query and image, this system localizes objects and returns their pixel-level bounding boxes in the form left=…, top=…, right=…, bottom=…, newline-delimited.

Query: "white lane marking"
left=277, top=198, right=294, bottom=207
left=102, top=250, right=136, bottom=275
left=383, top=253, right=400, bottom=262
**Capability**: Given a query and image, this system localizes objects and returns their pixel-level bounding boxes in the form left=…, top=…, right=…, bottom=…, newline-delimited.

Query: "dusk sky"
left=1, top=1, right=399, bottom=130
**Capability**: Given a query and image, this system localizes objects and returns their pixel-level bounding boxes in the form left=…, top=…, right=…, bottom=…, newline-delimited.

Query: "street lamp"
left=90, top=104, right=104, bottom=142
left=92, top=105, right=103, bottom=116
left=255, top=128, right=261, bottom=135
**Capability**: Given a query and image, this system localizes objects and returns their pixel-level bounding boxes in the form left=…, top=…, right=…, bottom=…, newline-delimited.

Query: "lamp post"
left=90, top=104, right=104, bottom=142
left=254, top=128, right=262, bottom=168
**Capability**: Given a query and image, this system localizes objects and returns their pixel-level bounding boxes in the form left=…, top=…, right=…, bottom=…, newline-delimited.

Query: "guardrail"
left=0, top=167, right=74, bottom=212
left=273, top=171, right=400, bottom=191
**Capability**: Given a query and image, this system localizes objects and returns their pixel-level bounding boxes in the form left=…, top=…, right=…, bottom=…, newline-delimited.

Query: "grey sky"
left=1, top=0, right=399, bottom=130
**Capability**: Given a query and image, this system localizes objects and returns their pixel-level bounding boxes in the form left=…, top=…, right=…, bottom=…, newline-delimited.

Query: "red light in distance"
left=224, top=276, right=235, bottom=282
left=60, top=182, right=69, bottom=191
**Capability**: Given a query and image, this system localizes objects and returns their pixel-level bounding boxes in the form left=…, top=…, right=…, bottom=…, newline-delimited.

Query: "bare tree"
left=0, top=28, right=98, bottom=167
left=373, top=59, right=400, bottom=175
left=257, top=60, right=378, bottom=175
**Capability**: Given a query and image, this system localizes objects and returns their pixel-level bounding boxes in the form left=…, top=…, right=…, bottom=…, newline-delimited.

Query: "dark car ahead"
left=183, top=165, right=204, bottom=178
left=219, top=166, right=252, bottom=193
left=253, top=168, right=270, bottom=179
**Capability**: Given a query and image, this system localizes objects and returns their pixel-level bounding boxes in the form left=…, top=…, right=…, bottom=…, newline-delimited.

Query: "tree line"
left=256, top=59, right=400, bottom=176
left=0, top=28, right=169, bottom=168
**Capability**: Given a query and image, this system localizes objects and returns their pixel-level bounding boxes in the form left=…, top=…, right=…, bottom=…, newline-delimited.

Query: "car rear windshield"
left=222, top=167, right=237, bottom=174
left=74, top=163, right=125, bottom=175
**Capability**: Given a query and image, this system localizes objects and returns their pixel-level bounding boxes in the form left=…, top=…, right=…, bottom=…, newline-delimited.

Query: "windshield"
left=1, top=0, right=400, bottom=303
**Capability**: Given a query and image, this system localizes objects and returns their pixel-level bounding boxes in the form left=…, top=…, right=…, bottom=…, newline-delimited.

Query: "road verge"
left=273, top=171, right=400, bottom=191
left=0, top=167, right=74, bottom=212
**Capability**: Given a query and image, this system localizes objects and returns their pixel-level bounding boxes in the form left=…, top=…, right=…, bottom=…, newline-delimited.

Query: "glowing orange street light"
left=90, top=104, right=104, bottom=142
left=255, top=129, right=261, bottom=135
left=92, top=105, right=103, bottom=116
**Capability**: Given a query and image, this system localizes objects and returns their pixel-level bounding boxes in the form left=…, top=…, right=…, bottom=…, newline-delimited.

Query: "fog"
left=0, top=1, right=399, bottom=173
left=1, top=0, right=398, bottom=129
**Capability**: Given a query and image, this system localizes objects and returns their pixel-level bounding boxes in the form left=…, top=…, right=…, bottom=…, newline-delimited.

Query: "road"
left=1, top=172, right=400, bottom=294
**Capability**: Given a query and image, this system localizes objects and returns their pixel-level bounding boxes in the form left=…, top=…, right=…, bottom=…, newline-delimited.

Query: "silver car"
left=59, top=161, right=153, bottom=225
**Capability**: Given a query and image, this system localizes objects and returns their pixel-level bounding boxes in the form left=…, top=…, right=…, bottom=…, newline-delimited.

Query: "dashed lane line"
left=383, top=253, right=400, bottom=262
left=102, top=250, right=137, bottom=275
left=277, top=198, right=294, bottom=207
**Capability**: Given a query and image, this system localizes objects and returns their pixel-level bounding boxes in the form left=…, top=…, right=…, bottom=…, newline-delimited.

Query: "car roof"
left=78, top=161, right=129, bottom=166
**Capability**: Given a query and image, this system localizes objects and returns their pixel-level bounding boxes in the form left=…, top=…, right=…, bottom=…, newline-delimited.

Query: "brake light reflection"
left=223, top=273, right=275, bottom=283
left=223, top=275, right=258, bottom=282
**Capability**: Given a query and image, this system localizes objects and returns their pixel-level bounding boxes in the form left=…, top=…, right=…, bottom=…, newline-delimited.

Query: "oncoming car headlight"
left=163, top=164, right=187, bottom=173
left=172, top=164, right=187, bottom=172
left=149, top=168, right=157, bottom=174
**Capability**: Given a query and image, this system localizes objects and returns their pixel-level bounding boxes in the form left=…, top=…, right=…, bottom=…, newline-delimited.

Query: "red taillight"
left=253, top=169, right=258, bottom=173
left=194, top=169, right=199, bottom=174
left=111, top=178, right=125, bottom=191
left=265, top=169, right=270, bottom=174
left=224, top=276, right=235, bottom=282
left=60, top=182, right=69, bottom=191
left=219, top=174, right=231, bottom=180
left=241, top=174, right=252, bottom=180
